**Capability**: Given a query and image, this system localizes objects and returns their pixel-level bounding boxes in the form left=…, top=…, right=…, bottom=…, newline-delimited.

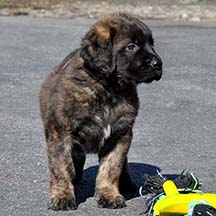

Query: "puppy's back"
left=40, top=50, right=80, bottom=119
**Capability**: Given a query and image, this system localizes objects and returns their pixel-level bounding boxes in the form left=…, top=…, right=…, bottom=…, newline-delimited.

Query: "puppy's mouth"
left=143, top=78, right=155, bottom=83
left=145, top=71, right=162, bottom=83
left=115, top=67, right=162, bottom=86
left=137, top=68, right=162, bottom=84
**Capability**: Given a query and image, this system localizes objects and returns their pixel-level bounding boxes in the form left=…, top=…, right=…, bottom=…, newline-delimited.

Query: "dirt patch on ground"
left=0, top=0, right=216, bottom=21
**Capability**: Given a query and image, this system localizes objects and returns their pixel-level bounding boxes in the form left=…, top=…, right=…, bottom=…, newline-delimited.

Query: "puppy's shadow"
left=75, top=163, right=160, bottom=205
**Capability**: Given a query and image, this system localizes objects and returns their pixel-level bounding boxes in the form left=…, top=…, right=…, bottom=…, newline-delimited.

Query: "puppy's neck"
left=84, top=65, right=136, bottom=93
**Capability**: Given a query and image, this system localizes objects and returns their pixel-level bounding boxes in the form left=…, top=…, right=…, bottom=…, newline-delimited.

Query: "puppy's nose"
left=150, top=56, right=162, bottom=70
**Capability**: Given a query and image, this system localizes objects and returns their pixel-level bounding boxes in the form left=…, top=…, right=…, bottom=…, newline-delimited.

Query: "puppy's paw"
left=97, top=194, right=126, bottom=209
left=48, top=195, right=77, bottom=211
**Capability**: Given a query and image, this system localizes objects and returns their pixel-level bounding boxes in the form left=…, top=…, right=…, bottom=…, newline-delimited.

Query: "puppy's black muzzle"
left=144, top=44, right=163, bottom=81
left=152, top=57, right=162, bottom=81
left=147, top=55, right=163, bottom=81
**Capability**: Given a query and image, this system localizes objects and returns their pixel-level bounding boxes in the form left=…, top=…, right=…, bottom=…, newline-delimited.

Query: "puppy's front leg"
left=46, top=130, right=77, bottom=211
left=96, top=132, right=132, bottom=208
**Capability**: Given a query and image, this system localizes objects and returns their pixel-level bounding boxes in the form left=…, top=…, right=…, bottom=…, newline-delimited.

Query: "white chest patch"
left=103, top=124, right=111, bottom=139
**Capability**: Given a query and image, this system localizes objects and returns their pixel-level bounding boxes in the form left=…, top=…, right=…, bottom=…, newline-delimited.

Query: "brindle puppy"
left=40, top=13, right=162, bottom=210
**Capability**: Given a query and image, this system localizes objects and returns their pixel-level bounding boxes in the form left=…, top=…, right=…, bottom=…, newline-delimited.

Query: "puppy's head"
left=81, top=13, right=162, bottom=86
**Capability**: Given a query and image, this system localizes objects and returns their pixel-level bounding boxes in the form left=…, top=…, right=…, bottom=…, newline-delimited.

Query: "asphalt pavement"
left=0, top=17, right=216, bottom=216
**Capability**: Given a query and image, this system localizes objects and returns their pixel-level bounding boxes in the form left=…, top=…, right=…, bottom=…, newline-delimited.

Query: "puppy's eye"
left=125, top=43, right=139, bottom=52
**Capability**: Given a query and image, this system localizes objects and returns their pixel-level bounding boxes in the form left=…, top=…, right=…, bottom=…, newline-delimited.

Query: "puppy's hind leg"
left=72, top=143, right=86, bottom=184
left=46, top=127, right=77, bottom=211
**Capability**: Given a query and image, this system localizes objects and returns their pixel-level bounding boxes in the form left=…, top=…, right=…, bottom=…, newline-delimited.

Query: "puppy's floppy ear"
left=80, top=19, right=120, bottom=76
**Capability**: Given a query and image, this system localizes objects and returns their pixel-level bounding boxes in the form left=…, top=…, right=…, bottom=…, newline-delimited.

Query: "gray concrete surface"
left=0, top=17, right=216, bottom=216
